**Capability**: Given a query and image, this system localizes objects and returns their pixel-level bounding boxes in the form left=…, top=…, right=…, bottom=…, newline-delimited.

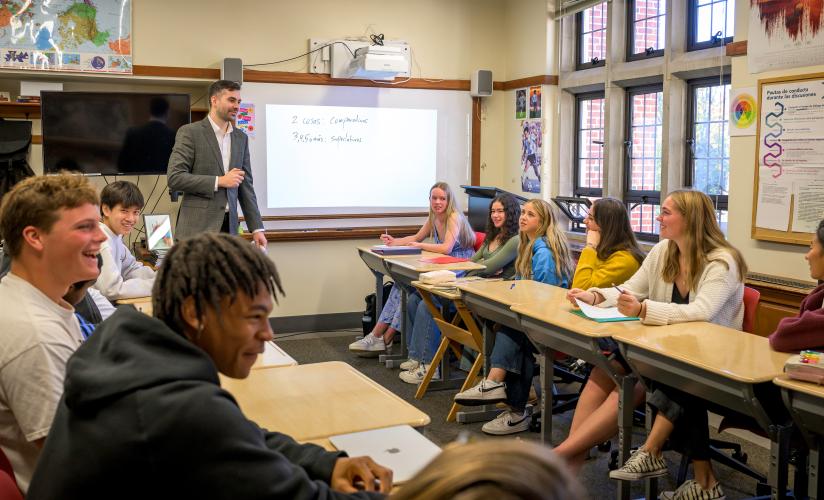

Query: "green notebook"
left=570, top=309, right=640, bottom=323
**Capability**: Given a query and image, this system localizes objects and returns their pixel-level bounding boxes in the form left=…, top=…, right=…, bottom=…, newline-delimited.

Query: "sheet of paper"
left=792, top=180, right=824, bottom=233
left=575, top=298, right=632, bottom=320
left=755, top=168, right=791, bottom=231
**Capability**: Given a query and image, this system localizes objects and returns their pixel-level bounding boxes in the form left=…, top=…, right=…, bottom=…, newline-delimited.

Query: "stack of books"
left=15, top=95, right=41, bottom=104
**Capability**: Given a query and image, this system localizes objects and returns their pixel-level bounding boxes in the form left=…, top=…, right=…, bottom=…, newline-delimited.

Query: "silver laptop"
left=329, top=425, right=441, bottom=484
left=143, top=213, right=174, bottom=253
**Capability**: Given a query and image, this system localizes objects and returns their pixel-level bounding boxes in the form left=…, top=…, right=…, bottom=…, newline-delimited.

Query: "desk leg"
left=616, top=375, right=635, bottom=500
left=643, top=389, right=658, bottom=500
left=811, top=444, right=823, bottom=500
left=769, top=423, right=792, bottom=500
left=373, top=270, right=385, bottom=318
left=381, top=284, right=410, bottom=368
left=539, top=346, right=552, bottom=445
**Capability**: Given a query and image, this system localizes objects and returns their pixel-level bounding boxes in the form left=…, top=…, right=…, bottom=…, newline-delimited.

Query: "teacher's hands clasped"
left=331, top=456, right=393, bottom=494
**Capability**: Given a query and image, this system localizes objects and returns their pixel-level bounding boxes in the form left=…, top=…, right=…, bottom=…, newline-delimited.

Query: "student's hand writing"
left=380, top=234, right=394, bottom=245
left=331, top=456, right=393, bottom=494
left=616, top=290, right=642, bottom=317
left=218, top=168, right=245, bottom=189
left=567, top=288, right=595, bottom=307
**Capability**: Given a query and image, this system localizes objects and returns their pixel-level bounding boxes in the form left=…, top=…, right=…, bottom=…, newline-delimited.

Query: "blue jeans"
left=490, top=326, right=537, bottom=412
left=377, top=285, right=403, bottom=331
left=405, top=293, right=442, bottom=364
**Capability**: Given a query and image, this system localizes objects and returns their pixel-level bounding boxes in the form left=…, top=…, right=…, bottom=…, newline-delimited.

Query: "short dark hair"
left=100, top=181, right=144, bottom=212
left=0, top=172, right=98, bottom=258
left=153, top=233, right=284, bottom=334
left=149, top=97, right=170, bottom=118
left=208, top=80, right=241, bottom=106
left=817, top=219, right=824, bottom=247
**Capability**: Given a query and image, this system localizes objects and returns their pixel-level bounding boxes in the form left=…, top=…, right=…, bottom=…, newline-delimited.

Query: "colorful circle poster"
left=729, top=87, right=758, bottom=136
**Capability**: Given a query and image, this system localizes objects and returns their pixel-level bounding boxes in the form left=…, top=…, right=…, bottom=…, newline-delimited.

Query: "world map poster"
left=748, top=0, right=824, bottom=73
left=0, top=0, right=131, bottom=74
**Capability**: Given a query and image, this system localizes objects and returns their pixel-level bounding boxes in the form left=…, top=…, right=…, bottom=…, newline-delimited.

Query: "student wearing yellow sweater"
left=554, top=198, right=644, bottom=471
left=571, top=197, right=645, bottom=290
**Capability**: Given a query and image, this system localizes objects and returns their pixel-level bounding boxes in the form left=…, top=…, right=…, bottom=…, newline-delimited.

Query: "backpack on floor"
left=362, top=281, right=394, bottom=335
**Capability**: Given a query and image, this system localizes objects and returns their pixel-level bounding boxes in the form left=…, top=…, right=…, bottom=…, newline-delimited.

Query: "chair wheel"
left=529, top=415, right=541, bottom=433
left=597, top=441, right=612, bottom=452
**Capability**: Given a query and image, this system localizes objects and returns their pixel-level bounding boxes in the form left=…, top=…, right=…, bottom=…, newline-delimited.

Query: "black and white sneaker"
left=608, top=449, right=668, bottom=481
left=481, top=405, right=532, bottom=435
left=454, top=380, right=507, bottom=406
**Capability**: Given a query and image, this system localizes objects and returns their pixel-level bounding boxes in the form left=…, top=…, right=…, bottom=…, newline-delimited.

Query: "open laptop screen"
left=144, top=214, right=174, bottom=252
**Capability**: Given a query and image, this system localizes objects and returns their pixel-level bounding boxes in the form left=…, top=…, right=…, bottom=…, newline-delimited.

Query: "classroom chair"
left=473, top=232, right=486, bottom=252
left=0, top=448, right=22, bottom=500
left=675, top=286, right=770, bottom=492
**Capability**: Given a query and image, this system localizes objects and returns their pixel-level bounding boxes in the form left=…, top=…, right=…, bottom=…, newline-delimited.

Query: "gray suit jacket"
left=167, top=118, right=264, bottom=239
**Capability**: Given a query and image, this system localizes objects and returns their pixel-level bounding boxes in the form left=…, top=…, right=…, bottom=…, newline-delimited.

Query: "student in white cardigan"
left=568, top=190, right=747, bottom=500
left=94, top=182, right=155, bottom=300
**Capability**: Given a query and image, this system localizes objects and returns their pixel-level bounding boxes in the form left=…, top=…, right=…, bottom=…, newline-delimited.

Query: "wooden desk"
left=456, top=279, right=560, bottom=330
left=116, top=296, right=152, bottom=316
left=775, top=375, right=824, bottom=499
left=252, top=342, right=298, bottom=369
left=220, top=361, right=430, bottom=441
left=411, top=280, right=485, bottom=421
left=356, top=246, right=440, bottom=319
left=378, top=256, right=485, bottom=368
left=612, top=325, right=792, bottom=499
left=511, top=287, right=649, bottom=500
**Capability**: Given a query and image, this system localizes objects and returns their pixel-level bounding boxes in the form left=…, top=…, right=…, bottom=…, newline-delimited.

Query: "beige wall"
left=726, top=1, right=823, bottom=282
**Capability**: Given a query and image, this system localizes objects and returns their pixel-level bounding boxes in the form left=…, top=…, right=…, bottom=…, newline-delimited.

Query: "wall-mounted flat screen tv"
left=41, top=91, right=190, bottom=176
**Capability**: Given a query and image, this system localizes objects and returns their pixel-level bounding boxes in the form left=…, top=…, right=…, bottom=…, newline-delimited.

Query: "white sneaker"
left=609, top=449, right=668, bottom=481
left=348, top=333, right=385, bottom=357
left=399, top=363, right=440, bottom=384
left=481, top=406, right=532, bottom=435
left=659, top=480, right=725, bottom=500
left=399, top=359, right=420, bottom=371
left=454, top=380, right=507, bottom=406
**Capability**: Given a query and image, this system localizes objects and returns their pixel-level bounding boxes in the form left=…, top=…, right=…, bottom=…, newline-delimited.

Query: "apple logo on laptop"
left=385, top=448, right=400, bottom=454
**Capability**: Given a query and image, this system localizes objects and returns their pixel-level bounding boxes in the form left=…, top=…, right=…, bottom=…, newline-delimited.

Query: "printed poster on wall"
left=528, top=86, right=541, bottom=119
left=0, top=0, right=132, bottom=74
left=748, top=1, right=824, bottom=74
left=520, top=120, right=542, bottom=193
left=729, top=87, right=757, bottom=137
left=236, top=103, right=256, bottom=137
left=515, top=89, right=527, bottom=119
left=755, top=78, right=824, bottom=232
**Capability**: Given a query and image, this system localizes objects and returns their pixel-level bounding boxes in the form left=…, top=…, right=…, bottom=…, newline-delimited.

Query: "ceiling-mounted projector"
left=343, top=45, right=409, bottom=80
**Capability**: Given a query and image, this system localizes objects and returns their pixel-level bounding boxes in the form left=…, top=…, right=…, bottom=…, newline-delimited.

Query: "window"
left=625, top=86, right=663, bottom=237
left=574, top=93, right=605, bottom=199
left=627, top=0, right=665, bottom=60
left=688, top=0, right=735, bottom=51
left=576, top=2, right=607, bottom=70
left=686, top=77, right=730, bottom=231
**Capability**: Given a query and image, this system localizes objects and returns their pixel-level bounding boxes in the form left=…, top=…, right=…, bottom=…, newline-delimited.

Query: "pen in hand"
left=612, top=283, right=626, bottom=295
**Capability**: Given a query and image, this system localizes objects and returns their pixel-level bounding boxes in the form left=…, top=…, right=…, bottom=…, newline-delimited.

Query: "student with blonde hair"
left=569, top=189, right=747, bottom=500
left=350, top=182, right=475, bottom=358
left=454, top=199, right=573, bottom=435
left=392, top=439, right=583, bottom=500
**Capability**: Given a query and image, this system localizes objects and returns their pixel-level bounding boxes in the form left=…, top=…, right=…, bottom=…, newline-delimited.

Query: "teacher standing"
left=167, top=80, right=267, bottom=248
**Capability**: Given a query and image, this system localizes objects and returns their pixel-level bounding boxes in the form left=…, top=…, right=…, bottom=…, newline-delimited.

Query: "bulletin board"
left=751, top=71, right=824, bottom=246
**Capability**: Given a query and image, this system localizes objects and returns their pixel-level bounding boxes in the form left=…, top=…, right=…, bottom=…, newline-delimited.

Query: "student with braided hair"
left=28, top=233, right=391, bottom=500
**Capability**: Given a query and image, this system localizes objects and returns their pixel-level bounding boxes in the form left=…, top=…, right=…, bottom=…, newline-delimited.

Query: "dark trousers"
left=220, top=212, right=231, bottom=234
left=648, top=385, right=710, bottom=461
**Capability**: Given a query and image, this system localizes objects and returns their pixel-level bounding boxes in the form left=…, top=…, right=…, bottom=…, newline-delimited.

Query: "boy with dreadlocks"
left=29, top=233, right=391, bottom=499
